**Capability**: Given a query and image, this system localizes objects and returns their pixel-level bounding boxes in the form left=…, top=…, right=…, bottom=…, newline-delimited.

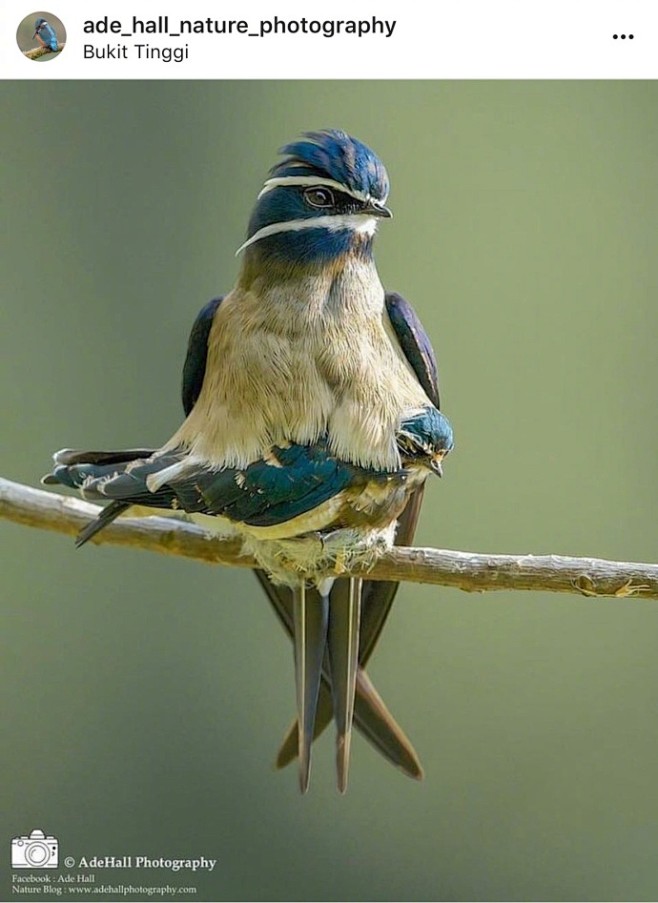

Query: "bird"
left=33, top=18, right=58, bottom=52
left=43, top=129, right=454, bottom=793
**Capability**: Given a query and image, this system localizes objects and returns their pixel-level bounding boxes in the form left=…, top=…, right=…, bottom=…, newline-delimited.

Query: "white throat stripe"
left=235, top=215, right=378, bottom=256
left=257, top=176, right=376, bottom=205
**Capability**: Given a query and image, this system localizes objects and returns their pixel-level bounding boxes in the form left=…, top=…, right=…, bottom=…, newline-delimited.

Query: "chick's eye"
left=304, top=187, right=335, bottom=208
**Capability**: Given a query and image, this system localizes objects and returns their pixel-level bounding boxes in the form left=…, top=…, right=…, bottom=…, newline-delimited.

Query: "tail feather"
left=275, top=693, right=332, bottom=770
left=260, top=489, right=427, bottom=783
left=292, top=583, right=328, bottom=793
left=274, top=668, right=424, bottom=780
left=327, top=578, right=361, bottom=793
left=350, top=670, right=424, bottom=780
left=261, top=570, right=424, bottom=779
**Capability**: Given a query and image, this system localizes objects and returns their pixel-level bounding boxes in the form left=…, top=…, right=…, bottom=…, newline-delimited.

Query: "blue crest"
left=271, top=130, right=390, bottom=203
left=241, top=130, right=391, bottom=264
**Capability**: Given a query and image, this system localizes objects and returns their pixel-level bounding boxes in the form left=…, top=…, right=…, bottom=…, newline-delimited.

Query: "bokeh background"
left=2, top=82, right=658, bottom=901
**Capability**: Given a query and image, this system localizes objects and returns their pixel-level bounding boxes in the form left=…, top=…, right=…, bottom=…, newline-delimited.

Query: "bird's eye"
left=304, top=187, right=335, bottom=209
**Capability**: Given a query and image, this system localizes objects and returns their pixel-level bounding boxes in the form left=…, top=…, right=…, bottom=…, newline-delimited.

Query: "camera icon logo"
left=11, top=829, right=59, bottom=868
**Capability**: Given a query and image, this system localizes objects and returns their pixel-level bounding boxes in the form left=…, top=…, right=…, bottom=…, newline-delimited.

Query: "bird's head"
left=237, top=130, right=391, bottom=266
left=33, top=17, right=46, bottom=36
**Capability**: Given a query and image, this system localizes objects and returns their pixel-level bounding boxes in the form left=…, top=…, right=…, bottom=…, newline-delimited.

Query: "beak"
left=431, top=458, right=443, bottom=478
left=364, top=200, right=392, bottom=219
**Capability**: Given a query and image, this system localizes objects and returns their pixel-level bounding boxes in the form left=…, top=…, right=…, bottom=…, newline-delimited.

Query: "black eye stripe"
left=302, top=186, right=369, bottom=211
left=331, top=189, right=361, bottom=206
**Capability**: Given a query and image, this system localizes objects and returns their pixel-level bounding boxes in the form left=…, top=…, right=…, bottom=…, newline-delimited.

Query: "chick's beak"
left=431, top=458, right=444, bottom=477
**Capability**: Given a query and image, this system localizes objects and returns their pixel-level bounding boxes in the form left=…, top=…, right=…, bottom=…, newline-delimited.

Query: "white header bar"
left=2, top=0, right=657, bottom=79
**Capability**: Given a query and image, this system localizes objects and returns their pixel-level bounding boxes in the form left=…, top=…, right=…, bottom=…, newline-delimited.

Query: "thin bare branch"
left=23, top=44, right=65, bottom=59
left=2, top=476, right=658, bottom=600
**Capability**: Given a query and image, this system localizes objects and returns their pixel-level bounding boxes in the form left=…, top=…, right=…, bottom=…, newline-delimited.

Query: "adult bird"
left=33, top=18, right=58, bottom=52
left=43, top=130, right=454, bottom=793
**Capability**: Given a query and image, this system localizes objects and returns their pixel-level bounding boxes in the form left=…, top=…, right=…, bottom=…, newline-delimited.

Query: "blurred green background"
left=2, top=82, right=658, bottom=902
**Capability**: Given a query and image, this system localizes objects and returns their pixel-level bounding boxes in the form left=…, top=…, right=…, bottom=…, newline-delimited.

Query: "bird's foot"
left=243, top=523, right=396, bottom=587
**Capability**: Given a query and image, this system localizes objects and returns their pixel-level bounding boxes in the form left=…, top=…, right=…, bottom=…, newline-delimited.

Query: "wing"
left=385, top=291, right=440, bottom=409
left=42, top=447, right=158, bottom=546
left=359, top=292, right=442, bottom=683
left=44, top=23, right=58, bottom=49
left=182, top=296, right=224, bottom=416
left=45, top=440, right=364, bottom=529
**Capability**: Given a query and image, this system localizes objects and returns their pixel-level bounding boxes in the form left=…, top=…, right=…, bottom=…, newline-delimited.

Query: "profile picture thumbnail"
left=17, top=11, right=66, bottom=60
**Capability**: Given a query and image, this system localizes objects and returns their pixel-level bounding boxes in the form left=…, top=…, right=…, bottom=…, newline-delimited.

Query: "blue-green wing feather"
left=47, top=441, right=365, bottom=529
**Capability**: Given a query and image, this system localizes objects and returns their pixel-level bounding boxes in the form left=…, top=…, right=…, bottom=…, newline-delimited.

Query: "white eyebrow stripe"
left=257, top=176, right=374, bottom=205
left=235, top=214, right=378, bottom=256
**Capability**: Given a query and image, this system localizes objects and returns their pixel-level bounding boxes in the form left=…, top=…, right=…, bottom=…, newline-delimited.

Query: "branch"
left=2, top=475, right=658, bottom=600
left=23, top=44, right=65, bottom=60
